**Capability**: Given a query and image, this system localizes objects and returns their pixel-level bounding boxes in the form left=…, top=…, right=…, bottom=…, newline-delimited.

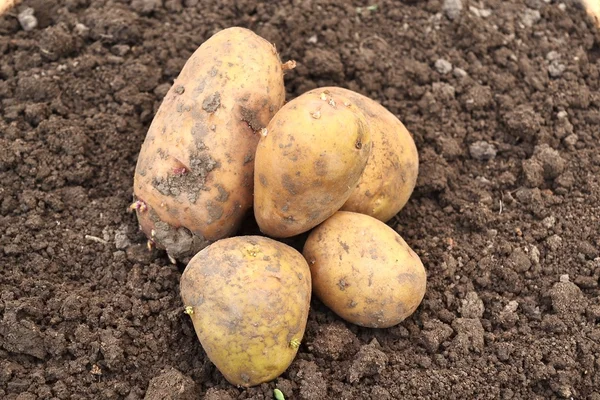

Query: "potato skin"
left=303, top=211, right=426, bottom=328
left=254, top=89, right=372, bottom=238
left=180, top=236, right=311, bottom=387
left=133, top=27, right=287, bottom=261
left=319, top=87, right=419, bottom=222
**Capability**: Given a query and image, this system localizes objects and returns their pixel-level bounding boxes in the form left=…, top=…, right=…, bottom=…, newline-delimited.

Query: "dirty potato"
left=132, top=27, right=290, bottom=262
left=303, top=211, right=426, bottom=328
left=180, top=236, right=311, bottom=387
left=318, top=87, right=419, bottom=222
left=254, top=89, right=372, bottom=238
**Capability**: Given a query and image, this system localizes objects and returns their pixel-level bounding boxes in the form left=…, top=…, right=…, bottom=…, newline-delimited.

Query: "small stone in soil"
left=542, top=215, right=556, bottom=228
left=469, top=141, right=497, bottom=161
left=435, top=58, right=453, bottom=74
left=18, top=8, right=38, bottom=31
left=443, top=0, right=463, bottom=20
left=460, top=291, right=485, bottom=318
left=453, top=67, right=468, bottom=77
left=564, top=134, right=578, bottom=148
left=498, top=301, right=519, bottom=328
left=521, top=9, right=541, bottom=27
left=479, top=8, right=492, bottom=17
left=74, top=23, right=90, bottom=37
left=546, top=234, right=563, bottom=251
left=548, top=61, right=566, bottom=78
left=114, top=224, right=132, bottom=249
left=546, top=50, right=560, bottom=61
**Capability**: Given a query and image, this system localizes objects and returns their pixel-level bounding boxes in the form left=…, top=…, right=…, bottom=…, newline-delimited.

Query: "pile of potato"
left=131, top=27, right=426, bottom=388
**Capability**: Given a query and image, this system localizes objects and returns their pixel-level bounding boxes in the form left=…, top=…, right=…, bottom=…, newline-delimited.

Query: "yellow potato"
left=180, top=236, right=311, bottom=387
left=132, top=27, right=289, bottom=262
left=318, top=87, right=419, bottom=222
left=254, top=89, right=372, bottom=238
left=303, top=211, right=426, bottom=328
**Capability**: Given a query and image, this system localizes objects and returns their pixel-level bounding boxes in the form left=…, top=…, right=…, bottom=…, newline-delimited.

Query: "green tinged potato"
left=303, top=211, right=426, bottom=328
left=254, top=89, right=372, bottom=238
left=180, top=236, right=311, bottom=387
left=132, top=27, right=288, bottom=262
left=319, top=87, right=419, bottom=222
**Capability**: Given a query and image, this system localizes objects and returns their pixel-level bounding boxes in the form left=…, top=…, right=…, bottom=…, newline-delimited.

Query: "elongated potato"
left=254, top=89, right=372, bottom=238
left=317, top=87, right=419, bottom=222
left=132, top=27, right=288, bottom=262
left=180, top=236, right=311, bottom=387
left=303, top=211, right=426, bottom=328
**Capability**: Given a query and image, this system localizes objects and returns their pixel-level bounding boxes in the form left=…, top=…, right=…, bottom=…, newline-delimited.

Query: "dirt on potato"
left=1, top=1, right=600, bottom=399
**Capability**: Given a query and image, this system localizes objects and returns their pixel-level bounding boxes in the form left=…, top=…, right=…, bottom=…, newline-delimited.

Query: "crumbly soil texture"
left=1, top=1, right=600, bottom=399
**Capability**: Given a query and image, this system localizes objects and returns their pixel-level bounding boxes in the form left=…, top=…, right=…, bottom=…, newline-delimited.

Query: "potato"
left=303, top=211, right=426, bottom=328
left=180, top=236, right=311, bottom=387
left=313, top=87, right=420, bottom=222
left=254, top=89, right=372, bottom=238
left=132, top=27, right=289, bottom=262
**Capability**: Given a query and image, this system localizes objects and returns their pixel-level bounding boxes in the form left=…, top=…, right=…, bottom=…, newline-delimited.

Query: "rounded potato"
left=319, top=87, right=418, bottom=222
left=303, top=211, right=426, bottom=328
left=254, top=89, right=372, bottom=238
left=132, top=27, right=288, bottom=262
left=180, top=236, right=311, bottom=387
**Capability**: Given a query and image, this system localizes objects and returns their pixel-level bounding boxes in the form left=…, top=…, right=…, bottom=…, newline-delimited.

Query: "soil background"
left=2, top=0, right=600, bottom=399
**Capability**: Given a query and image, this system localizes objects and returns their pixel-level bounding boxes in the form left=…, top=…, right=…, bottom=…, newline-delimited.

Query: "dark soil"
left=2, top=0, right=600, bottom=399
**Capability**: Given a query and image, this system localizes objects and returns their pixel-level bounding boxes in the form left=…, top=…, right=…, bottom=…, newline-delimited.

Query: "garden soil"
left=2, top=0, right=600, bottom=399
